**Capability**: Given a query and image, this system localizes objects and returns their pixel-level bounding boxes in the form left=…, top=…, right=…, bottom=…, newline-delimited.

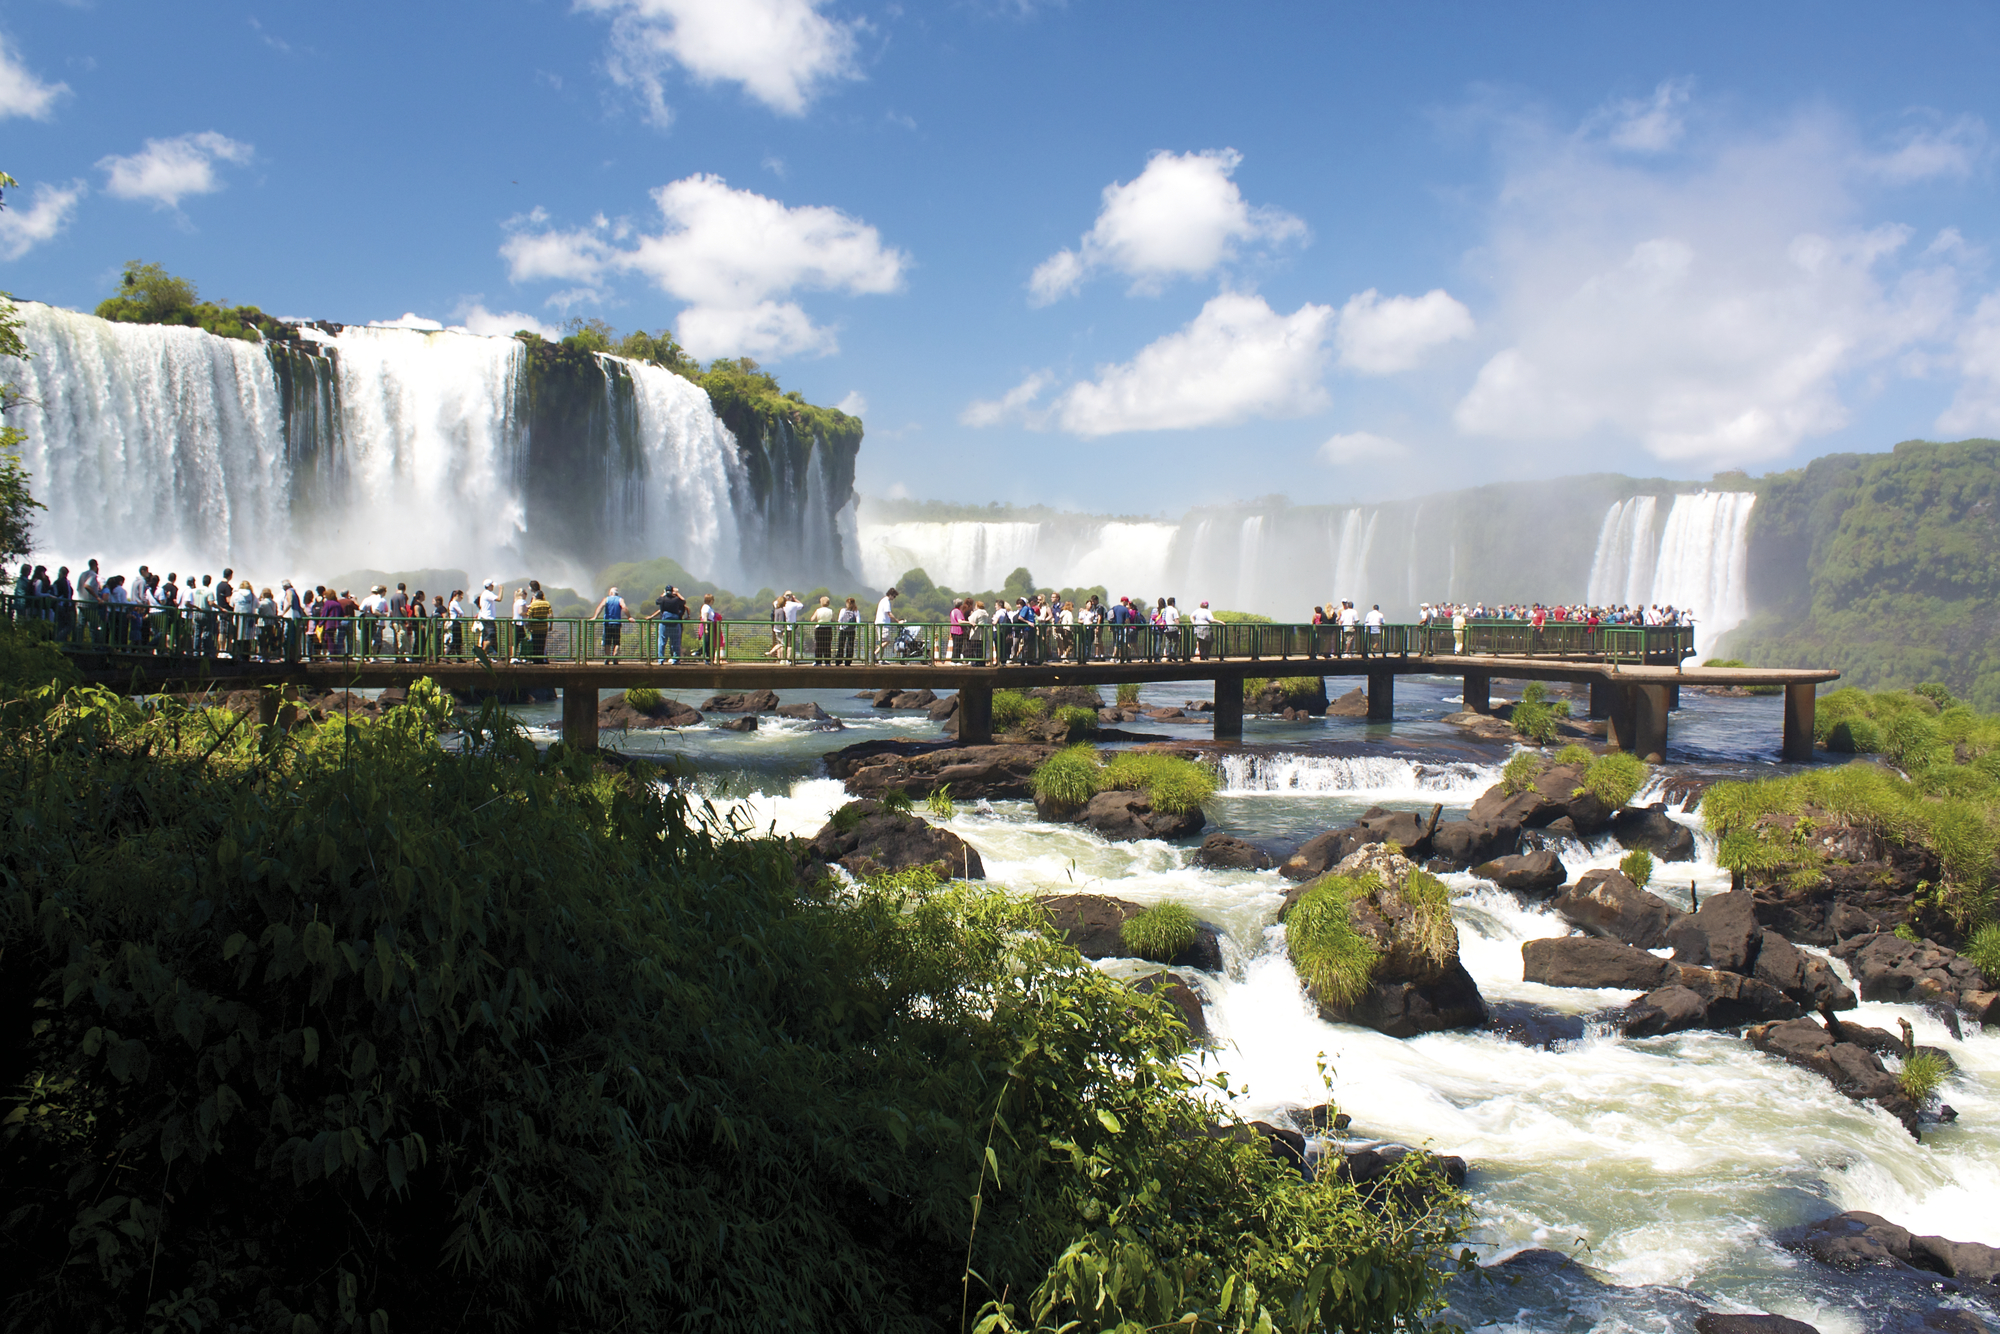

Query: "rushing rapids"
left=497, top=675, right=1998, bottom=1332
left=2, top=302, right=857, bottom=589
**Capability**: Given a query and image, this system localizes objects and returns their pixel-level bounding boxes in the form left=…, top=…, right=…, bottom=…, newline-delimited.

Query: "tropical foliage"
left=94, top=260, right=292, bottom=343
left=1119, top=902, right=1200, bottom=963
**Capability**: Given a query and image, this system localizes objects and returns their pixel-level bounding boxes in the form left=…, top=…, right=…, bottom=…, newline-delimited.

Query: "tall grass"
left=1121, top=902, right=1200, bottom=962
left=1897, top=1049, right=1949, bottom=1104
left=1582, top=751, right=1649, bottom=808
left=1031, top=744, right=1103, bottom=807
left=1115, top=683, right=1141, bottom=706
left=1286, top=876, right=1379, bottom=1008
left=1103, top=752, right=1218, bottom=815
left=1053, top=704, right=1099, bottom=740
left=1400, top=868, right=1457, bottom=966
left=1501, top=751, right=1545, bottom=794
left=624, top=685, right=664, bottom=712
left=1619, top=848, right=1654, bottom=888
left=1965, top=922, right=2000, bottom=982
left=992, top=689, right=1047, bottom=732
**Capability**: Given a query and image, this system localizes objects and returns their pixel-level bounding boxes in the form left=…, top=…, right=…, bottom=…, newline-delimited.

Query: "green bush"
left=1827, top=717, right=1884, bottom=753
left=1885, top=711, right=1945, bottom=768
left=624, top=684, right=664, bottom=712
left=1052, top=704, right=1099, bottom=740
left=992, top=689, right=1048, bottom=732
left=1115, top=682, right=1141, bottom=706
left=1897, top=1049, right=1950, bottom=1104
left=1510, top=681, right=1571, bottom=745
left=1119, top=902, right=1200, bottom=962
left=1554, top=743, right=1594, bottom=769
left=1030, top=743, right=1103, bottom=807
left=926, top=783, right=955, bottom=820
left=0, top=681, right=1466, bottom=1333
left=880, top=786, right=915, bottom=814
left=1583, top=751, right=1649, bottom=808
left=1400, top=868, right=1457, bottom=966
left=1102, top=751, right=1218, bottom=816
left=1619, top=848, right=1654, bottom=887
left=1501, top=750, right=1546, bottom=795
left=1916, top=682, right=1960, bottom=711
left=1965, top=922, right=2000, bottom=982
left=1285, top=876, right=1379, bottom=1007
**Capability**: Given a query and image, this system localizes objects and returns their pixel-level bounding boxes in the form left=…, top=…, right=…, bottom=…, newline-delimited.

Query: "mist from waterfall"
left=1583, top=490, right=1757, bottom=653
left=3, top=303, right=786, bottom=591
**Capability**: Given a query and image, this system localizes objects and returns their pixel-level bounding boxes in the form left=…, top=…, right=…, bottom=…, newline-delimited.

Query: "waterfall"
left=1066, top=521, right=1178, bottom=596
left=2, top=302, right=802, bottom=589
left=1650, top=491, right=1756, bottom=652
left=1585, top=495, right=1659, bottom=606
left=856, top=521, right=1042, bottom=591
left=1235, top=516, right=1266, bottom=608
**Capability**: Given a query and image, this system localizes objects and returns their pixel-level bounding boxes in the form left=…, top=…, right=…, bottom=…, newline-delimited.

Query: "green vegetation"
left=1897, top=1050, right=1950, bottom=1104
left=0, top=623, right=1466, bottom=1332
left=1501, top=749, right=1546, bottom=795
left=1115, top=682, right=1142, bottom=706
left=1285, top=876, right=1380, bottom=1007
left=1702, top=658, right=1781, bottom=694
left=1555, top=743, right=1595, bottom=768
left=991, top=688, right=1048, bottom=732
left=1401, top=868, right=1458, bottom=967
left=1028, top=747, right=1218, bottom=816
left=1119, top=902, right=1200, bottom=963
left=1582, top=751, right=1650, bottom=808
left=94, top=260, right=292, bottom=343
left=1052, top=703, right=1099, bottom=740
left=880, top=786, right=915, bottom=815
left=1243, top=676, right=1325, bottom=704
left=1212, top=610, right=1274, bottom=624
left=623, top=684, right=664, bottom=712
left=1509, top=680, right=1571, bottom=745
left=1828, top=717, right=1885, bottom=753
left=1965, top=922, right=2000, bottom=981
left=1730, top=439, right=2000, bottom=711
left=1030, top=743, right=1103, bottom=807
left=1, top=243, right=41, bottom=561
left=1620, top=848, right=1655, bottom=888
left=925, top=783, right=955, bottom=820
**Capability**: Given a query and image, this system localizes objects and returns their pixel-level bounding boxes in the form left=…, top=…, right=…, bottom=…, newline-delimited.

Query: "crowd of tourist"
left=5, top=557, right=1694, bottom=666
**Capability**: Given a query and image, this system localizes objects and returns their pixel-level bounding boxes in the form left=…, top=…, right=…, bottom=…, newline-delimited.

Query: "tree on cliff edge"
left=0, top=170, right=45, bottom=562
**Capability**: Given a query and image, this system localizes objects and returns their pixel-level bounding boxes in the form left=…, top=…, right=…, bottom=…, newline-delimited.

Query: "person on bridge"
left=1452, top=605, right=1467, bottom=654
left=698, top=593, right=722, bottom=661
left=811, top=595, right=836, bottom=664
left=836, top=596, right=860, bottom=664
left=1364, top=603, right=1385, bottom=655
left=477, top=581, right=501, bottom=655
left=645, top=585, right=688, bottom=663
left=525, top=586, right=552, bottom=661
left=874, top=587, right=900, bottom=663
left=592, top=587, right=627, bottom=659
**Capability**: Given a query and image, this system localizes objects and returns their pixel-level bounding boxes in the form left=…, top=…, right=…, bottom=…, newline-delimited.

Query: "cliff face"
left=1732, top=439, right=2000, bottom=708
left=702, top=376, right=862, bottom=585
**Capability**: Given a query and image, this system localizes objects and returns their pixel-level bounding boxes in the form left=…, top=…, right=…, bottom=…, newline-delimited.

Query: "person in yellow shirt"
left=525, top=583, right=554, bottom=662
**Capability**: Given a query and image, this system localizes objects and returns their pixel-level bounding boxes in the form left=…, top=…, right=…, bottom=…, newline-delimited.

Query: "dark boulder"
left=774, top=701, right=835, bottom=722
left=825, top=739, right=1055, bottom=800
left=1190, top=833, right=1275, bottom=871
left=1028, top=685, right=1106, bottom=710
left=1056, top=790, right=1205, bottom=842
left=1133, top=970, right=1210, bottom=1041
left=1752, top=930, right=1857, bottom=1011
left=803, top=801, right=985, bottom=882
left=1746, top=1020, right=1919, bottom=1135
left=1565, top=789, right=1616, bottom=836
left=600, top=693, right=703, bottom=729
left=1621, top=963, right=1799, bottom=1037
left=1522, top=936, right=1670, bottom=990
left=1695, top=1316, right=1820, bottom=1334
left=1611, top=803, right=1699, bottom=862
left=1668, top=890, right=1760, bottom=972
left=1329, top=1142, right=1470, bottom=1211
left=701, top=689, right=780, bottom=713
left=1619, top=983, right=1709, bottom=1037
left=1355, top=805, right=1437, bottom=856
left=713, top=715, right=758, bottom=732
left=1782, top=1211, right=2000, bottom=1283
left=1484, top=1000, right=1588, bottom=1048
left=927, top=694, right=961, bottom=721
left=1552, top=869, right=1685, bottom=949
left=1032, top=894, right=1224, bottom=971
left=1326, top=687, right=1370, bottom=717
left=1473, top=848, right=1567, bottom=895
left=888, top=689, right=937, bottom=709
left=1429, top=817, right=1522, bottom=868
left=1832, top=932, right=1994, bottom=1013
left=1280, top=827, right=1374, bottom=881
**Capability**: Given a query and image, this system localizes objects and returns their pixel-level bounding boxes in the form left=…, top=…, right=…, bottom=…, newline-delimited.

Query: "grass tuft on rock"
left=1401, top=868, right=1458, bottom=966
left=1115, top=682, right=1142, bottom=706
left=1555, top=743, right=1594, bottom=769
left=1619, top=848, right=1654, bottom=888
left=1502, top=750, right=1546, bottom=795
left=1053, top=704, right=1099, bottom=740
left=1102, top=751, right=1218, bottom=815
left=1120, top=902, right=1200, bottom=963
left=1582, top=751, right=1649, bottom=808
left=1510, top=681, right=1571, bottom=745
left=1031, top=744, right=1103, bottom=807
left=1966, top=922, right=2000, bottom=982
left=624, top=685, right=664, bottom=712
left=991, top=689, right=1047, bottom=732
left=1897, top=1049, right=1950, bottom=1104
left=1286, top=876, right=1379, bottom=1007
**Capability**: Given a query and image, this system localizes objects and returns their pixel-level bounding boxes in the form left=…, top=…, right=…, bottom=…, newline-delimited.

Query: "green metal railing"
left=2, top=595, right=1696, bottom=669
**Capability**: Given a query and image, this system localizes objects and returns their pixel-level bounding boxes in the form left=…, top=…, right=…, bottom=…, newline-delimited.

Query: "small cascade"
left=856, top=521, right=1042, bottom=591
left=1214, top=752, right=1499, bottom=800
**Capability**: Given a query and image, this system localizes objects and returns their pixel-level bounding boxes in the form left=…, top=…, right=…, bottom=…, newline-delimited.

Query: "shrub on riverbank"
left=1510, top=681, right=1570, bottom=745
left=1120, top=902, right=1200, bottom=962
left=1053, top=703, right=1098, bottom=739
left=1968, top=923, right=2000, bottom=980
left=0, top=645, right=1466, bottom=1333
left=1286, top=876, right=1379, bottom=1006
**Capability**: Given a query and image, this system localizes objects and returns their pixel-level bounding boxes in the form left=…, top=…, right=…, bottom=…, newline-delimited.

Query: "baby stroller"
left=894, top=626, right=930, bottom=661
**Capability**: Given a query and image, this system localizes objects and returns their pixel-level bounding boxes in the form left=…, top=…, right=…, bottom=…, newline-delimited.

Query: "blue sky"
left=5, top=0, right=2000, bottom=513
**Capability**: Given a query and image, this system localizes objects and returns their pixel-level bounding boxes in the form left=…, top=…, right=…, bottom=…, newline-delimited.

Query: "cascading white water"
left=856, top=521, right=1042, bottom=591
left=1586, top=495, right=1660, bottom=607
left=5, top=302, right=292, bottom=575
left=1066, top=521, right=1178, bottom=596
left=1235, top=515, right=1266, bottom=608
left=1651, top=491, right=1757, bottom=651
left=1215, top=752, right=1499, bottom=800
left=3, top=303, right=763, bottom=587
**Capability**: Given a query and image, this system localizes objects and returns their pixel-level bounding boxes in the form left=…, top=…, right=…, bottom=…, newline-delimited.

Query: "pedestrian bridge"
left=22, top=609, right=1838, bottom=763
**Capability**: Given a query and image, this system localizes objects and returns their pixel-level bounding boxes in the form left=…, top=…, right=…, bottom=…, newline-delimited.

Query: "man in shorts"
left=592, top=586, right=627, bottom=659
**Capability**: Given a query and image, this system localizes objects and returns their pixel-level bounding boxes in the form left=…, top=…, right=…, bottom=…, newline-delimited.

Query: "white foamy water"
left=1216, top=752, right=1500, bottom=802
left=1582, top=490, right=1757, bottom=654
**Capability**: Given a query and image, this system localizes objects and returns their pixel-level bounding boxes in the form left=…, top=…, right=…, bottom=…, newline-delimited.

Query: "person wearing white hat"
left=477, top=580, right=500, bottom=655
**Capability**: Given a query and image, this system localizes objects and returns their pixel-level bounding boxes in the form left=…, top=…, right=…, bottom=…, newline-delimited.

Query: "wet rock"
left=599, top=693, right=703, bottom=729
left=1832, top=932, right=1994, bottom=1014
left=1752, top=930, right=1857, bottom=1011
left=1566, top=789, right=1617, bottom=836
left=825, top=739, right=1055, bottom=800
left=1473, top=848, right=1567, bottom=895
left=1326, top=687, right=1370, bottom=717
left=1251, top=1121, right=1309, bottom=1174
left=1329, top=1142, right=1470, bottom=1210
left=1522, top=936, right=1670, bottom=990
left=1484, top=999, right=1587, bottom=1048
left=773, top=701, right=836, bottom=722
left=1032, top=893, right=1224, bottom=971
left=1783, top=1211, right=2000, bottom=1284
left=927, top=694, right=960, bottom=721
left=803, top=800, right=985, bottom=882
left=870, top=687, right=937, bottom=709
left=1746, top=1020, right=1920, bottom=1136
left=1281, top=827, right=1374, bottom=881
left=1621, top=963, right=1799, bottom=1037
left=1543, top=816, right=1581, bottom=839
left=1611, top=803, right=1699, bottom=862
left=1355, top=805, right=1437, bottom=856
left=701, top=688, right=780, bottom=713
left=1552, top=869, right=1686, bottom=950
left=1038, top=789, right=1205, bottom=842
left=1469, top=785, right=1566, bottom=828
left=1695, top=1315, right=1821, bottom=1334
left=1669, top=890, right=1761, bottom=972
left=1133, top=970, right=1210, bottom=1041
left=1248, top=679, right=1329, bottom=716
left=1429, top=817, right=1523, bottom=868
left=1190, top=832, right=1275, bottom=871
left=1027, top=686, right=1105, bottom=710
left=1283, top=845, right=1487, bottom=1037
left=713, top=715, right=758, bottom=732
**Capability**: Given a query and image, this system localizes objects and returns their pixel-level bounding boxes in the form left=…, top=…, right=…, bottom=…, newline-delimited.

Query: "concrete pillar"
left=957, top=684, right=993, bottom=746
left=1213, top=674, right=1244, bottom=742
left=1588, top=678, right=1617, bottom=719
left=1665, top=683, right=1680, bottom=711
left=1463, top=671, right=1491, bottom=714
left=1782, top=682, right=1816, bottom=763
left=1367, top=670, right=1394, bottom=721
left=1632, top=683, right=1672, bottom=763
left=562, top=685, right=598, bottom=753
left=1607, top=683, right=1638, bottom=754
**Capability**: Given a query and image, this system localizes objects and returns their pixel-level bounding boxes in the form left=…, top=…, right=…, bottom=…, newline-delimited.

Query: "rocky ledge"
left=1032, top=893, right=1225, bottom=972
left=600, top=692, right=703, bottom=729
left=1033, top=788, right=1205, bottom=842
left=1780, top=1210, right=2000, bottom=1291
left=824, top=738, right=1055, bottom=800
left=800, top=800, right=985, bottom=882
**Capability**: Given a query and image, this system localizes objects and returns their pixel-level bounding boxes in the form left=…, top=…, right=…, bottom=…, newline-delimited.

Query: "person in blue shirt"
left=592, top=586, right=627, bottom=659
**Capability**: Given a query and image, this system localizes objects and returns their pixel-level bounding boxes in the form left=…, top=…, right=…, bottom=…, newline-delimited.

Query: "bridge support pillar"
left=562, top=685, right=598, bottom=753
left=1589, top=678, right=1617, bottom=719
left=1463, top=671, right=1491, bottom=714
left=1213, top=674, right=1244, bottom=741
left=1782, top=682, right=1816, bottom=763
left=1368, top=670, right=1394, bottom=721
left=1665, top=683, right=1680, bottom=711
left=1617, top=683, right=1671, bottom=763
left=957, top=684, right=993, bottom=746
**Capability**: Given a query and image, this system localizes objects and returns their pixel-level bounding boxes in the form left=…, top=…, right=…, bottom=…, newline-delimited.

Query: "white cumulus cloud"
left=1594, top=79, right=1694, bottom=153
left=0, top=35, right=69, bottom=120
left=960, top=370, right=1052, bottom=427
left=834, top=390, right=866, bottom=416
left=578, top=0, right=862, bottom=126
left=97, top=132, right=254, bottom=209
left=1050, top=293, right=1334, bottom=436
left=1029, top=149, right=1304, bottom=304
left=456, top=303, right=562, bottom=338
left=1867, top=114, right=1988, bottom=184
left=1319, top=431, right=1406, bottom=465
left=501, top=174, right=906, bottom=360
left=1335, top=288, right=1474, bottom=374
left=0, top=178, right=85, bottom=260
left=1452, top=105, right=1960, bottom=468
